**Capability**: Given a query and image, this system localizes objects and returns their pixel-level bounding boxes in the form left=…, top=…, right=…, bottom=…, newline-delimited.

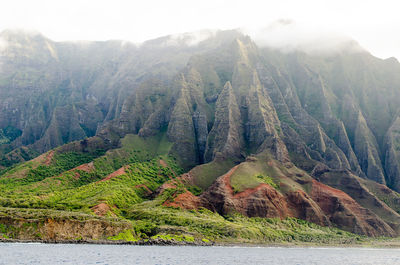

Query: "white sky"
left=0, top=0, right=399, bottom=59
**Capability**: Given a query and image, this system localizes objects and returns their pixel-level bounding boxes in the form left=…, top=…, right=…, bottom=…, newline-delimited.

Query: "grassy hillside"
left=124, top=199, right=364, bottom=245
left=0, top=133, right=390, bottom=245
left=0, top=133, right=177, bottom=212
left=229, top=153, right=311, bottom=194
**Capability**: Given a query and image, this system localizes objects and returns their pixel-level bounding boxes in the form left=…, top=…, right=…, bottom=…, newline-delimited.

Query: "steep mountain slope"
left=2, top=29, right=400, bottom=242
left=0, top=30, right=241, bottom=167
left=100, top=32, right=400, bottom=190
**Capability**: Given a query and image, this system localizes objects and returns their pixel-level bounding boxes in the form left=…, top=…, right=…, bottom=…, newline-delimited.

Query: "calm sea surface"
left=0, top=243, right=399, bottom=265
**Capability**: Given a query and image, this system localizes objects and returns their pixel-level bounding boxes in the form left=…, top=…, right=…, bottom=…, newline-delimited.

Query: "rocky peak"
left=205, top=81, right=244, bottom=162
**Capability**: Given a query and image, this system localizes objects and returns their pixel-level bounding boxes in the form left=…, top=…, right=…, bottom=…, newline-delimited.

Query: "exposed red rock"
left=44, top=151, right=55, bottom=165
left=99, top=166, right=127, bottom=182
left=314, top=169, right=400, bottom=234
left=286, top=189, right=330, bottom=226
left=70, top=162, right=95, bottom=179
left=159, top=159, right=168, bottom=168
left=200, top=166, right=289, bottom=218
left=91, top=203, right=114, bottom=216
left=31, top=150, right=55, bottom=166
left=74, top=162, right=94, bottom=172
left=163, top=191, right=201, bottom=210
left=47, top=161, right=96, bottom=180
left=310, top=180, right=395, bottom=237
left=197, top=165, right=397, bottom=237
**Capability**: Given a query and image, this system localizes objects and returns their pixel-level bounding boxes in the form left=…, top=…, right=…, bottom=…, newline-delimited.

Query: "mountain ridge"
left=2, top=29, right=400, bottom=242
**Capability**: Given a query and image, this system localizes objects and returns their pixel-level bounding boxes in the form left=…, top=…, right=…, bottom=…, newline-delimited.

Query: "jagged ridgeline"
left=2, top=29, right=400, bottom=242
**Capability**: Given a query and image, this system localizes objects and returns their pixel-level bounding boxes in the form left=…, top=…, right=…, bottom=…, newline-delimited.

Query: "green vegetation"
left=34, top=160, right=172, bottom=212
left=0, top=133, right=178, bottom=210
left=0, top=153, right=177, bottom=214
left=186, top=185, right=202, bottom=196
left=0, top=130, right=9, bottom=145
left=0, top=150, right=106, bottom=200
left=256, top=174, right=279, bottom=189
left=151, top=234, right=195, bottom=242
left=0, top=127, right=22, bottom=145
left=108, top=230, right=139, bottom=242
left=190, top=159, right=236, bottom=190
left=25, top=151, right=104, bottom=183
left=1, top=203, right=370, bottom=245
left=229, top=153, right=309, bottom=194
left=0, top=133, right=398, bottom=246
left=360, top=178, right=400, bottom=215
left=124, top=202, right=365, bottom=244
left=0, top=146, right=38, bottom=169
left=0, top=130, right=372, bottom=245
left=119, top=133, right=173, bottom=161
left=3, top=29, right=400, bottom=246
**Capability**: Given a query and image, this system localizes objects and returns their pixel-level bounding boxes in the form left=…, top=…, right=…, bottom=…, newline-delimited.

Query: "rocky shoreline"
left=2, top=238, right=400, bottom=248
left=0, top=237, right=214, bottom=246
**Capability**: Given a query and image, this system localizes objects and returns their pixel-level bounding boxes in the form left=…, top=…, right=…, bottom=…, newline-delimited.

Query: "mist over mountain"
left=2, top=28, right=400, bottom=241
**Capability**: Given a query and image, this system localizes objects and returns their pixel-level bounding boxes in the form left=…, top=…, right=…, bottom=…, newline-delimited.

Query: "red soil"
left=311, top=179, right=352, bottom=198
left=310, top=179, right=356, bottom=214
left=163, top=191, right=201, bottom=210
left=232, top=183, right=275, bottom=199
left=310, top=179, right=395, bottom=237
left=68, top=162, right=94, bottom=179
left=200, top=164, right=292, bottom=218
left=221, top=165, right=239, bottom=194
left=74, top=162, right=94, bottom=172
left=156, top=161, right=396, bottom=237
left=91, top=203, right=114, bottom=216
left=99, top=166, right=127, bottom=182
left=159, top=159, right=168, bottom=167
left=162, top=183, right=177, bottom=189
left=44, top=151, right=55, bottom=165
left=31, top=150, right=55, bottom=166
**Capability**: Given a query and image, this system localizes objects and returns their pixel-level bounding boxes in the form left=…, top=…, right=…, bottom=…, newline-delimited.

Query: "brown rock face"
left=313, top=168, right=400, bottom=234
left=310, top=180, right=395, bottom=237
left=198, top=164, right=397, bottom=237
left=0, top=215, right=131, bottom=241
left=286, top=190, right=330, bottom=226
left=200, top=166, right=328, bottom=226
left=200, top=166, right=290, bottom=218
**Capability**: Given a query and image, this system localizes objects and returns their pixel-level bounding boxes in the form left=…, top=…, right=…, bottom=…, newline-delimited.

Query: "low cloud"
left=243, top=20, right=364, bottom=55
left=161, top=29, right=217, bottom=47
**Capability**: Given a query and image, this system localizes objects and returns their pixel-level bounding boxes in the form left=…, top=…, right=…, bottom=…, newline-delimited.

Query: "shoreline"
left=2, top=238, right=400, bottom=249
left=0, top=238, right=212, bottom=246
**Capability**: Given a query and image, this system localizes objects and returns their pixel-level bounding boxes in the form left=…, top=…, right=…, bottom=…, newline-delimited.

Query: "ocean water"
left=0, top=243, right=400, bottom=265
